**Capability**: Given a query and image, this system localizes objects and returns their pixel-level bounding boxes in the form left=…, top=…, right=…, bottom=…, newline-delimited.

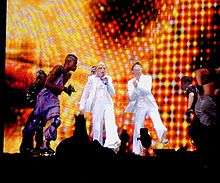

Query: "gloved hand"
left=64, top=85, right=76, bottom=96
left=185, top=108, right=194, bottom=117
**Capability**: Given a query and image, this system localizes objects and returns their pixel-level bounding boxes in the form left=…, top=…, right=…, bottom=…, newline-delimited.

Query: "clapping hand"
left=133, top=79, right=138, bottom=88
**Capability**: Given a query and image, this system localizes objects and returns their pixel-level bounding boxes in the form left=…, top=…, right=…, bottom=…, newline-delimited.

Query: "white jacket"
left=125, top=74, right=158, bottom=113
left=79, top=75, right=115, bottom=112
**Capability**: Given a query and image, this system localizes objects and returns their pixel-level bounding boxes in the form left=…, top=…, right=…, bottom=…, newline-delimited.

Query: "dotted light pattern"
left=4, top=0, right=219, bottom=153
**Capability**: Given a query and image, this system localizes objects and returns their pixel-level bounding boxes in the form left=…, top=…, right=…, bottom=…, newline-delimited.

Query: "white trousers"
left=92, top=102, right=121, bottom=149
left=133, top=106, right=167, bottom=155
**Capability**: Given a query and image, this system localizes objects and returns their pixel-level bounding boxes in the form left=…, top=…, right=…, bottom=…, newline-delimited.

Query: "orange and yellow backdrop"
left=5, top=0, right=219, bottom=153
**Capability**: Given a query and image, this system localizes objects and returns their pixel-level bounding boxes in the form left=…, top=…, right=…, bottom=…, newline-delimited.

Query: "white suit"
left=125, top=74, right=167, bottom=155
left=79, top=75, right=121, bottom=149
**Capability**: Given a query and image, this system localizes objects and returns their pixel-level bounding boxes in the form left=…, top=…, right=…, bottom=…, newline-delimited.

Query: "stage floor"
left=0, top=150, right=216, bottom=168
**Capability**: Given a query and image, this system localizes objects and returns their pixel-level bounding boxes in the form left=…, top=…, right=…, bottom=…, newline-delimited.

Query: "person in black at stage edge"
left=194, top=65, right=220, bottom=163
left=181, top=65, right=220, bottom=161
left=180, top=76, right=202, bottom=150
left=181, top=76, right=199, bottom=121
left=20, top=70, right=47, bottom=154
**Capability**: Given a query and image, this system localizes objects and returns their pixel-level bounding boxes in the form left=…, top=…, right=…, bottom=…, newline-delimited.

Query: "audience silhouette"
left=56, top=114, right=116, bottom=160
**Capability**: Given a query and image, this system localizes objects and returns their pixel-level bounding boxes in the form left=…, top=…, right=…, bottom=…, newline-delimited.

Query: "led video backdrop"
left=5, top=0, right=219, bottom=153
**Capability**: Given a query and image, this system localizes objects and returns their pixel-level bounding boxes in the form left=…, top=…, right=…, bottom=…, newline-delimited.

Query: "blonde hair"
left=96, top=62, right=106, bottom=69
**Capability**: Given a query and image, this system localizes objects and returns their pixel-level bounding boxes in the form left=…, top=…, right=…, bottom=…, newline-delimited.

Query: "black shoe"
left=30, top=147, right=43, bottom=157
left=39, top=146, right=55, bottom=156
left=45, top=147, right=55, bottom=155
left=20, top=147, right=34, bottom=155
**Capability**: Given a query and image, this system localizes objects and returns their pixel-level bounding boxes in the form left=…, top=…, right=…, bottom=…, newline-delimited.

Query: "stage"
left=0, top=150, right=215, bottom=169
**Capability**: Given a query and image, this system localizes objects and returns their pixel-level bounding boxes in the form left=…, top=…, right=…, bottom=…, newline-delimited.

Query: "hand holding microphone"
left=133, top=79, right=138, bottom=88
left=101, top=76, right=108, bottom=85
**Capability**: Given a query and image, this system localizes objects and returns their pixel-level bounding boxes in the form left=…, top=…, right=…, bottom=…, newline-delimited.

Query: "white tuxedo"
left=79, top=75, right=120, bottom=149
left=125, top=74, right=167, bottom=155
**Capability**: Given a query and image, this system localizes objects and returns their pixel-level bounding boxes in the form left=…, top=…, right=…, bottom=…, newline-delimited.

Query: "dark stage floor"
left=0, top=150, right=217, bottom=169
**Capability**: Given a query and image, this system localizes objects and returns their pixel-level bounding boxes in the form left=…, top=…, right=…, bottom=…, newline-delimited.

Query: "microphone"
left=101, top=76, right=108, bottom=85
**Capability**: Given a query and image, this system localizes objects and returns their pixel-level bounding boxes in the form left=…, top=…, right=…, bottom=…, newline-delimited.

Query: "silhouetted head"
left=120, top=129, right=130, bottom=144
left=137, top=128, right=152, bottom=149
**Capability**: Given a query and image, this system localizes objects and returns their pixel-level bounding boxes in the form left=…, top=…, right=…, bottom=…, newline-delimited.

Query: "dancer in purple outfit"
left=21, top=54, right=77, bottom=154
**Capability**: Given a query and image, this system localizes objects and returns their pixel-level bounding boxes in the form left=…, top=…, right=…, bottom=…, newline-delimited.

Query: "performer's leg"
left=42, top=116, right=61, bottom=152
left=133, top=109, right=147, bottom=155
left=103, top=105, right=121, bottom=149
left=20, top=112, right=40, bottom=153
left=148, top=108, right=168, bottom=143
left=35, top=121, right=44, bottom=149
left=92, top=105, right=104, bottom=145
